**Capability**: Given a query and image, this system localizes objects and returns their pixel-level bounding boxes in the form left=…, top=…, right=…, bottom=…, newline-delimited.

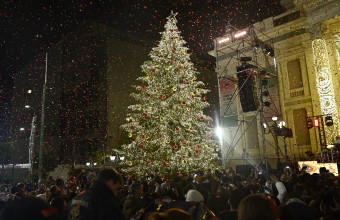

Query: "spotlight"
left=265, top=46, right=275, bottom=57
left=272, top=116, right=278, bottom=121
left=325, top=115, right=333, bottom=126
left=240, top=57, right=252, bottom=62
left=306, top=118, right=313, bottom=129
left=218, top=37, right=231, bottom=44
left=216, top=126, right=223, bottom=138
left=262, top=123, right=267, bottom=129
left=234, top=30, right=247, bottom=38
left=261, top=79, right=268, bottom=85
left=262, top=90, right=269, bottom=97
left=263, top=101, right=271, bottom=107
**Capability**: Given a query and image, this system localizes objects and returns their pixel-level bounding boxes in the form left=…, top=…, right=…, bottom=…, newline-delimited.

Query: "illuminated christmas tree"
left=121, top=12, right=219, bottom=177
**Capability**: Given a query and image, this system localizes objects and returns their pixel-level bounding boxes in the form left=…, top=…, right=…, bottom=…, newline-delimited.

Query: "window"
left=293, top=108, right=311, bottom=145
left=287, top=59, right=303, bottom=90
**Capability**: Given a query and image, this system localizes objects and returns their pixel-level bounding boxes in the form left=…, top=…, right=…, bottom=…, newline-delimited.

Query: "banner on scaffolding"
left=219, top=78, right=238, bottom=127
left=298, top=161, right=338, bottom=176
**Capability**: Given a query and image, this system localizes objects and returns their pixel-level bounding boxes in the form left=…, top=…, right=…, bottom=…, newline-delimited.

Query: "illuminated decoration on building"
left=234, top=30, right=247, bottom=38
left=312, top=38, right=339, bottom=143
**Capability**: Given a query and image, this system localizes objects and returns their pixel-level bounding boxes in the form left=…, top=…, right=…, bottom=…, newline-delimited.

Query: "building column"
left=311, top=34, right=339, bottom=143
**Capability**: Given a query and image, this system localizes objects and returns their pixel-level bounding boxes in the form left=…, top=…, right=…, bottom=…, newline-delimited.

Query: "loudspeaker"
left=237, top=64, right=259, bottom=112
left=236, top=164, right=253, bottom=176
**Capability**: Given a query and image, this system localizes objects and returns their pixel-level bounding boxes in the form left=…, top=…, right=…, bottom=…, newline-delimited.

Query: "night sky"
left=0, top=0, right=286, bottom=107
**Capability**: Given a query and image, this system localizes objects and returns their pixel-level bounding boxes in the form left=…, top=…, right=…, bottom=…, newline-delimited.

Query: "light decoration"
left=218, top=37, right=230, bottom=44
left=234, top=30, right=247, bottom=38
left=312, top=38, right=339, bottom=142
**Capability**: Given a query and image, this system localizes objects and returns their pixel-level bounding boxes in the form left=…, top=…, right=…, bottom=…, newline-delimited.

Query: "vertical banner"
left=219, top=78, right=238, bottom=127
left=262, top=76, right=282, bottom=122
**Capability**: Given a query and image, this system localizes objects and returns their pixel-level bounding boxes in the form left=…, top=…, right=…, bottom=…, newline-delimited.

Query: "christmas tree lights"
left=120, top=12, right=219, bottom=177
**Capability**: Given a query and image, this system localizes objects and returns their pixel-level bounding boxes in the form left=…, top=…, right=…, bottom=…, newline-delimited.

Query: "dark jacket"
left=122, top=195, right=143, bottom=219
left=66, top=181, right=124, bottom=220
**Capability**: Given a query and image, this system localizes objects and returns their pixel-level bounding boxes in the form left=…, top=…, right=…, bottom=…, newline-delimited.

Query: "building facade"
left=210, top=0, right=340, bottom=169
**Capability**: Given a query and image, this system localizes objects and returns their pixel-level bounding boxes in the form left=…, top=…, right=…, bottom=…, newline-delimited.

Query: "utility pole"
left=38, top=53, right=48, bottom=183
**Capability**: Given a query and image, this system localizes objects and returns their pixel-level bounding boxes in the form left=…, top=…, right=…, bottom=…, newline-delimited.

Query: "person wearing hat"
left=185, top=189, right=204, bottom=202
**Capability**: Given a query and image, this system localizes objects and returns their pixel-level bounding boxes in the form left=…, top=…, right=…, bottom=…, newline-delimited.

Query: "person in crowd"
left=238, top=194, right=280, bottom=220
left=147, top=208, right=193, bottom=220
left=285, top=184, right=317, bottom=220
left=65, top=168, right=124, bottom=220
left=219, top=189, right=246, bottom=220
left=86, top=170, right=96, bottom=183
left=0, top=196, right=59, bottom=220
left=185, top=189, right=204, bottom=202
left=77, top=168, right=88, bottom=190
left=122, top=182, right=144, bottom=219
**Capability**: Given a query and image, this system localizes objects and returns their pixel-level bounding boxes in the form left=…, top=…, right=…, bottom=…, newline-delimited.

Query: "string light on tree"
left=120, top=11, right=219, bottom=177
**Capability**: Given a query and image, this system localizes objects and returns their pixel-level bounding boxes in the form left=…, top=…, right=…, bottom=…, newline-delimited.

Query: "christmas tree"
left=121, top=12, right=219, bottom=177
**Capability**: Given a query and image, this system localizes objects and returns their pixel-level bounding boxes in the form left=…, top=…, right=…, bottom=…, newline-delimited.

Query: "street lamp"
left=24, top=105, right=37, bottom=172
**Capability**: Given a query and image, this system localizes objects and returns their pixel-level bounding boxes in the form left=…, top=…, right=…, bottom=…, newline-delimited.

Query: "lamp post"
left=38, top=53, right=48, bottom=183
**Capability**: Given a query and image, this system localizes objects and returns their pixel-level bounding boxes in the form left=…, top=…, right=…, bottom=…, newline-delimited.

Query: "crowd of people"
left=0, top=163, right=339, bottom=220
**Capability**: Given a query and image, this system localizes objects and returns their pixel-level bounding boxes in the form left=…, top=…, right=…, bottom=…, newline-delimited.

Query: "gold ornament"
left=166, top=138, right=171, bottom=144
left=128, top=133, right=133, bottom=138
left=138, top=106, right=142, bottom=111
left=189, top=127, right=193, bottom=131
left=166, top=66, right=170, bottom=71
left=168, top=54, right=172, bottom=59
left=183, top=50, right=187, bottom=54
left=193, top=76, right=197, bottom=80
left=216, top=148, right=220, bottom=152
left=148, top=107, right=152, bottom=110
left=146, top=76, right=149, bottom=79
left=196, top=88, right=201, bottom=93
left=172, top=86, right=177, bottom=91
left=129, top=161, right=133, bottom=166
left=160, top=117, right=164, bottom=121
left=186, top=107, right=190, bottom=112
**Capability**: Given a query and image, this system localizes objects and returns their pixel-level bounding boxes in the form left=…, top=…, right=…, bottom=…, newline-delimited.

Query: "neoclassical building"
left=209, top=0, right=340, bottom=169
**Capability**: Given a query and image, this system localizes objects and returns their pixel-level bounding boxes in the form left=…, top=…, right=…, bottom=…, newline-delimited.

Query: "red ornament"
left=187, top=60, right=190, bottom=63
left=172, top=48, right=176, bottom=51
left=182, top=140, right=187, bottom=146
left=152, top=70, right=156, bottom=73
left=142, top=85, right=147, bottom=91
left=162, top=161, right=167, bottom=166
left=184, top=79, right=189, bottom=83
left=143, top=113, right=148, bottom=118
left=203, top=96, right=207, bottom=101
left=208, top=121, right=211, bottom=125
left=140, top=143, right=145, bottom=149
left=173, top=145, right=178, bottom=150
left=158, top=105, right=162, bottom=108
left=195, top=149, right=199, bottom=154
left=181, top=101, right=186, bottom=105
left=171, top=60, right=175, bottom=64
left=199, top=116, right=204, bottom=121
left=142, top=135, right=146, bottom=139
left=146, top=160, right=151, bottom=164
left=154, top=52, right=158, bottom=55
left=131, top=126, right=136, bottom=130
left=178, top=66, right=182, bottom=70
left=195, top=144, right=200, bottom=149
left=209, top=136, right=212, bottom=140
left=175, top=127, right=180, bottom=131
left=191, top=95, right=194, bottom=99
left=147, top=94, right=151, bottom=98
left=162, top=95, right=167, bottom=100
